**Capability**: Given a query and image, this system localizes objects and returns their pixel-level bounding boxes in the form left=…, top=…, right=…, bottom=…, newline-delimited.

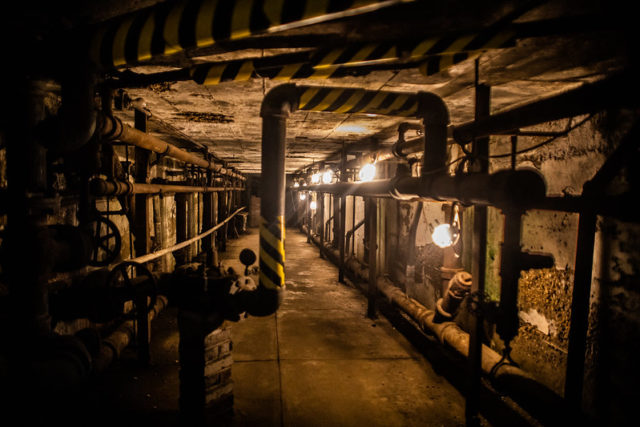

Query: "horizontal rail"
left=90, top=178, right=243, bottom=195
left=129, top=207, right=245, bottom=265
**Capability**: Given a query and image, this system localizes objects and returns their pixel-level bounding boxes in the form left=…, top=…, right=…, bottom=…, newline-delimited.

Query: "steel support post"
left=339, top=146, right=347, bottom=283
left=466, top=82, right=490, bottom=426
left=133, top=108, right=151, bottom=364
left=366, top=197, right=378, bottom=319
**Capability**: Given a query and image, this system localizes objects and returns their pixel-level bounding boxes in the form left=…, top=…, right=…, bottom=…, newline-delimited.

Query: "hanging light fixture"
left=311, top=172, right=321, bottom=184
left=431, top=203, right=461, bottom=249
left=293, top=181, right=300, bottom=188
left=322, top=169, right=334, bottom=184
left=299, top=193, right=307, bottom=201
left=358, top=162, right=377, bottom=182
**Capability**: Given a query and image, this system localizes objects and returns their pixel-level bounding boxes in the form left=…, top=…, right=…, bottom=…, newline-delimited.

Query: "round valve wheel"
left=86, top=215, right=122, bottom=266
left=107, top=261, right=157, bottom=314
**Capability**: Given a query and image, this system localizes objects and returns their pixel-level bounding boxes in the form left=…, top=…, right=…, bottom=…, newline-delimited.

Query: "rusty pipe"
left=100, top=114, right=245, bottom=181
left=89, top=178, right=243, bottom=196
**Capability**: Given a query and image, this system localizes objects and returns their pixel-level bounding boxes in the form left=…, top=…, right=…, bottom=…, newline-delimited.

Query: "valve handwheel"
left=86, top=215, right=122, bottom=266
left=107, top=261, right=157, bottom=315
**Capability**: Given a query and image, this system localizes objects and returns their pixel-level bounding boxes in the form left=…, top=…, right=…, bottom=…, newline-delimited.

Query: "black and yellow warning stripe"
left=418, top=51, right=483, bottom=76
left=91, top=0, right=408, bottom=69
left=259, top=216, right=285, bottom=290
left=296, top=87, right=419, bottom=117
left=406, top=28, right=516, bottom=60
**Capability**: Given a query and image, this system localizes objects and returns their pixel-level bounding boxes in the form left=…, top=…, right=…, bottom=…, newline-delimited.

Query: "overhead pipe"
left=452, top=72, right=638, bottom=144
left=307, top=168, right=546, bottom=210
left=260, top=83, right=451, bottom=317
left=89, top=178, right=243, bottom=196
left=99, top=114, right=245, bottom=181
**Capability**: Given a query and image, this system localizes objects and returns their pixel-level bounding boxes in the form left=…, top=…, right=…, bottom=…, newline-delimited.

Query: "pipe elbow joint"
left=261, top=84, right=299, bottom=118
left=417, top=92, right=449, bottom=126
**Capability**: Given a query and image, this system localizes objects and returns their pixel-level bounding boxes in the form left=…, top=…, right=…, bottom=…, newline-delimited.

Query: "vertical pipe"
left=339, top=146, right=347, bottom=283
left=175, top=193, right=188, bottom=265
left=203, top=171, right=215, bottom=268
left=565, top=211, right=597, bottom=413
left=466, top=80, right=490, bottom=426
left=366, top=197, right=378, bottom=319
left=187, top=193, right=196, bottom=262
left=318, top=192, right=325, bottom=259
left=133, top=108, right=150, bottom=365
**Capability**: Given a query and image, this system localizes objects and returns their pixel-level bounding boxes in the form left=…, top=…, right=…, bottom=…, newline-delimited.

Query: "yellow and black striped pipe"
left=296, top=86, right=420, bottom=116
left=257, top=84, right=448, bottom=308
left=90, top=0, right=411, bottom=69
left=259, top=216, right=285, bottom=290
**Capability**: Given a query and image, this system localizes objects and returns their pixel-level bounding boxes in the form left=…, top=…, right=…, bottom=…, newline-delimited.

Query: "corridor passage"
left=225, top=228, right=466, bottom=426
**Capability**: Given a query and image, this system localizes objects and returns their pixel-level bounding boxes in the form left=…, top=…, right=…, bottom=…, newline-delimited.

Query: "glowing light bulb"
left=299, top=193, right=306, bottom=201
left=310, top=201, right=317, bottom=210
left=311, top=173, right=321, bottom=184
left=293, top=182, right=300, bottom=188
left=431, top=223, right=458, bottom=248
left=359, top=163, right=376, bottom=182
left=302, top=182, right=307, bottom=186
left=322, top=169, right=334, bottom=184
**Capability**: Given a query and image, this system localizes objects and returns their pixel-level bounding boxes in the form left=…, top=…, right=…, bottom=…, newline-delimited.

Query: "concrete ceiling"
left=12, top=0, right=632, bottom=174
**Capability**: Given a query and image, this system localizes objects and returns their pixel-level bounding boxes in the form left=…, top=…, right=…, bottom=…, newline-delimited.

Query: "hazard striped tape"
left=296, top=87, right=419, bottom=117
left=91, top=0, right=409, bottom=69
left=180, top=26, right=516, bottom=86
left=259, top=216, right=285, bottom=290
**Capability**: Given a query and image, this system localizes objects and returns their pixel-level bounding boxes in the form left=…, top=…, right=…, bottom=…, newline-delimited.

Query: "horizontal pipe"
left=93, top=295, right=168, bottom=373
left=302, top=227, right=566, bottom=424
left=452, top=72, right=637, bottom=144
left=100, top=115, right=245, bottom=181
left=307, top=169, right=547, bottom=209
left=90, top=178, right=243, bottom=196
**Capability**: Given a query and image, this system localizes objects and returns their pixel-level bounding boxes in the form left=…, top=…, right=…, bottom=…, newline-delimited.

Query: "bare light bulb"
left=322, top=170, right=334, bottom=184
left=311, top=173, right=321, bottom=184
left=310, top=201, right=317, bottom=210
left=359, top=163, right=376, bottom=182
left=299, top=193, right=306, bottom=201
left=432, top=223, right=457, bottom=248
left=293, top=182, right=300, bottom=188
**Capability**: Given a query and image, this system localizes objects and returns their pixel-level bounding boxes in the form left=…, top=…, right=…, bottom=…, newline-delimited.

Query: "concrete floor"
left=224, top=228, right=466, bottom=426
left=37, top=227, right=466, bottom=426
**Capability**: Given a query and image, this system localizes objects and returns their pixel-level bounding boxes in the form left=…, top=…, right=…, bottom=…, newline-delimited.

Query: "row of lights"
left=293, top=161, right=377, bottom=188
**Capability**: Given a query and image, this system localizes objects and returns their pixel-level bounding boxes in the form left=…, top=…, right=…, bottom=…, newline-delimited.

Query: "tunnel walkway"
left=225, top=228, right=466, bottom=426
left=50, top=227, right=466, bottom=427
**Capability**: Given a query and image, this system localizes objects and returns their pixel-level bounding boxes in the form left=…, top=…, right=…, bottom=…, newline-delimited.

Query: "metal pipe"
left=93, top=295, right=168, bottom=373
left=90, top=178, right=242, bottom=195
left=345, top=219, right=366, bottom=256
left=452, top=73, right=637, bottom=144
left=303, top=229, right=566, bottom=425
left=308, top=169, right=546, bottom=209
left=260, top=83, right=449, bottom=317
left=100, top=114, right=245, bottom=181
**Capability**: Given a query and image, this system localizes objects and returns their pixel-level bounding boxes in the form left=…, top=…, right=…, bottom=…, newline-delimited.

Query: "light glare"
left=293, top=182, right=300, bottom=188
left=311, top=173, right=321, bottom=184
left=322, top=170, right=334, bottom=184
left=359, top=163, right=376, bottom=182
left=310, top=201, right=317, bottom=210
left=432, top=223, right=455, bottom=248
left=299, top=193, right=306, bottom=201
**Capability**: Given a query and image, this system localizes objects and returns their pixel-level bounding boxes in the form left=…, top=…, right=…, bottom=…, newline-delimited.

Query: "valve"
left=84, top=214, right=122, bottom=266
